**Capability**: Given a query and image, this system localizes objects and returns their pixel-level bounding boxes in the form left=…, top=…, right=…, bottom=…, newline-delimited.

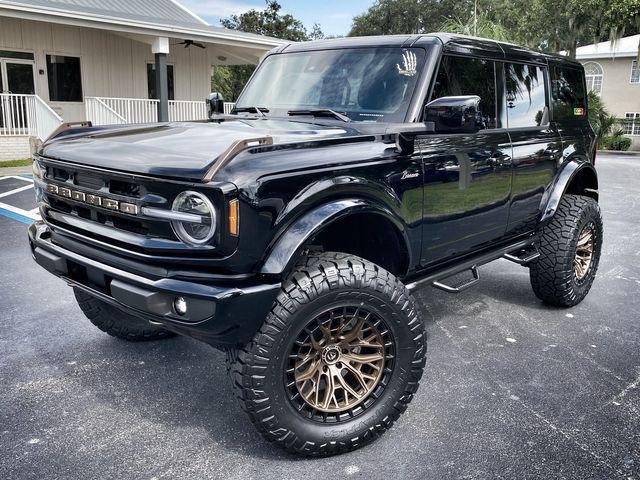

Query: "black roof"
left=277, top=33, right=582, bottom=68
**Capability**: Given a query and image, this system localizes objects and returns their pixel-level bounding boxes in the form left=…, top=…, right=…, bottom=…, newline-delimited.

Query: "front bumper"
left=28, top=222, right=281, bottom=347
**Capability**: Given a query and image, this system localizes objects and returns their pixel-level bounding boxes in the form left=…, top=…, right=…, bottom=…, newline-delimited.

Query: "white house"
left=0, top=0, right=286, bottom=159
left=573, top=34, right=640, bottom=150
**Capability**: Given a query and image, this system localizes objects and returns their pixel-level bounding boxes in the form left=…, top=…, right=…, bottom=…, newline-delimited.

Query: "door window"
left=5, top=62, right=35, bottom=94
left=430, top=55, right=498, bottom=129
left=504, top=63, right=547, bottom=128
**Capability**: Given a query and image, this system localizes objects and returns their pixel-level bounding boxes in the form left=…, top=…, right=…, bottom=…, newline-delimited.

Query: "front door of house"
left=0, top=58, right=36, bottom=132
left=0, top=59, right=35, bottom=94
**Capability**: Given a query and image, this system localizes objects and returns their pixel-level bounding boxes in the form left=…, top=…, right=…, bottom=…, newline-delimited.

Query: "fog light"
left=174, top=296, right=187, bottom=316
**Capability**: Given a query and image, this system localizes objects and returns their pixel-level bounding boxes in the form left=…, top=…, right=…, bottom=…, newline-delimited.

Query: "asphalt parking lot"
left=0, top=153, right=639, bottom=480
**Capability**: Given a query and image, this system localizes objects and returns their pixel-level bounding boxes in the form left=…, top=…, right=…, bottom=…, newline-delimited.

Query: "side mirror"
left=424, top=95, right=482, bottom=134
left=207, top=92, right=225, bottom=118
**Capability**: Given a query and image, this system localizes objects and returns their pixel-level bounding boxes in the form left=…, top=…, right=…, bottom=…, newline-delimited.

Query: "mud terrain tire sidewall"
left=227, top=252, right=426, bottom=456
left=529, top=194, right=603, bottom=307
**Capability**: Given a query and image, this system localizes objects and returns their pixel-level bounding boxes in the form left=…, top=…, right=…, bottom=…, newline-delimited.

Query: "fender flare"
left=260, top=198, right=411, bottom=275
left=540, top=158, right=598, bottom=223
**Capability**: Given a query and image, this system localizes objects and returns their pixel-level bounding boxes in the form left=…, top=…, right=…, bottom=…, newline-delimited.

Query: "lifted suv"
left=29, top=34, right=602, bottom=456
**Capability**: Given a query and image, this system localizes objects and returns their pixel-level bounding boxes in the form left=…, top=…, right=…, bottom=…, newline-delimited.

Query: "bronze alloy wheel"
left=286, top=305, right=394, bottom=422
left=575, top=222, right=595, bottom=282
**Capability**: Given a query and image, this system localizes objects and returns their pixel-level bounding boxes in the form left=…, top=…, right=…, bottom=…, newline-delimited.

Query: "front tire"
left=74, top=289, right=176, bottom=341
left=227, top=252, right=426, bottom=456
left=529, top=194, right=603, bottom=307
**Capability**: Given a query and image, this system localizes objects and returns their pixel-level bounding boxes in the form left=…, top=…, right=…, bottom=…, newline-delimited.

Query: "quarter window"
left=430, top=55, right=498, bottom=129
left=504, top=63, right=547, bottom=128
left=551, top=65, right=587, bottom=122
left=631, top=61, right=639, bottom=84
left=46, top=55, right=83, bottom=102
left=624, top=113, right=640, bottom=136
left=584, top=62, right=604, bottom=93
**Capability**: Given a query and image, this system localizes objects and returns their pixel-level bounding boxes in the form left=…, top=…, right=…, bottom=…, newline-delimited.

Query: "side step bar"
left=502, top=245, right=540, bottom=265
left=405, top=238, right=538, bottom=293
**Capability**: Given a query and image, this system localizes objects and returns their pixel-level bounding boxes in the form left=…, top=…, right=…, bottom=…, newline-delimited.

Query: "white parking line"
left=0, top=183, right=34, bottom=199
left=0, top=175, right=33, bottom=183
left=0, top=201, right=40, bottom=221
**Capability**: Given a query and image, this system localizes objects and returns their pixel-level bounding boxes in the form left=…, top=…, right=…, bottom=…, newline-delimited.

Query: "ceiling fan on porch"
left=173, top=40, right=206, bottom=49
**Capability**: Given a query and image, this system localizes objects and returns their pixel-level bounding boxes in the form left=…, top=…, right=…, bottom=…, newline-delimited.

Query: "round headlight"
left=171, top=191, right=216, bottom=245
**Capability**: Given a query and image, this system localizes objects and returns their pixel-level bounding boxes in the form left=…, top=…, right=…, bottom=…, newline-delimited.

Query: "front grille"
left=35, top=157, right=228, bottom=265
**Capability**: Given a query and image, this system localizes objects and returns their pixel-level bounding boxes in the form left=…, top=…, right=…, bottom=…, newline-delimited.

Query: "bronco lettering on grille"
left=46, top=183, right=138, bottom=215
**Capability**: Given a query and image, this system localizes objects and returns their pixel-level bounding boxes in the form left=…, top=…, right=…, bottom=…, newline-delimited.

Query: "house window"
left=147, top=63, right=175, bottom=100
left=631, top=61, right=639, bottom=84
left=584, top=62, right=603, bottom=94
left=624, top=113, right=640, bottom=136
left=46, top=55, right=83, bottom=102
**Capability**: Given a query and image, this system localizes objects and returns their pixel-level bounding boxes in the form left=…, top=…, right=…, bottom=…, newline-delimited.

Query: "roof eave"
left=576, top=52, right=638, bottom=60
left=0, top=4, right=287, bottom=50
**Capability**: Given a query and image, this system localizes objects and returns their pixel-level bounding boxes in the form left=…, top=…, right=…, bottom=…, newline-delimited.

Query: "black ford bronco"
left=29, top=34, right=602, bottom=456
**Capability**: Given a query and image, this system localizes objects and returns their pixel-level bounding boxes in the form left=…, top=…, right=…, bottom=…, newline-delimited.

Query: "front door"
left=0, top=59, right=35, bottom=94
left=0, top=59, right=36, bottom=132
left=419, top=54, right=512, bottom=266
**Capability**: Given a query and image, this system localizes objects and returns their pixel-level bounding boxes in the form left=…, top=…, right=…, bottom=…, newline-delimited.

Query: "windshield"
left=236, top=47, right=427, bottom=122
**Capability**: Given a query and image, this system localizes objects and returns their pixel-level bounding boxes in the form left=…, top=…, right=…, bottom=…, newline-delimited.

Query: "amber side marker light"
left=228, top=199, right=239, bottom=236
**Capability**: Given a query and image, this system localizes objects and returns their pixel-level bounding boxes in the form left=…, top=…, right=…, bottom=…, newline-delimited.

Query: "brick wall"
left=0, top=136, right=31, bottom=161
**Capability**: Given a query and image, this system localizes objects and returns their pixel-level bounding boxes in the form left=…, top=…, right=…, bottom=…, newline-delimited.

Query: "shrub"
left=601, top=135, right=632, bottom=151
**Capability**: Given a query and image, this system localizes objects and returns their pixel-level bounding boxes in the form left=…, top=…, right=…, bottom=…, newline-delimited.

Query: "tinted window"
left=504, top=63, right=547, bottom=128
left=147, top=63, right=175, bottom=101
left=46, top=55, right=83, bottom=102
left=551, top=65, right=587, bottom=122
left=236, top=48, right=426, bottom=122
left=430, top=55, right=498, bottom=129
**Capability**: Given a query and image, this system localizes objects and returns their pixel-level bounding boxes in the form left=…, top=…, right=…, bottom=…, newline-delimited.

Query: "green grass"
left=0, top=159, right=31, bottom=168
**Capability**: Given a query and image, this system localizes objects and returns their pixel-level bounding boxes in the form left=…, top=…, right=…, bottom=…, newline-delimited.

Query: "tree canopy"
left=349, top=0, right=640, bottom=57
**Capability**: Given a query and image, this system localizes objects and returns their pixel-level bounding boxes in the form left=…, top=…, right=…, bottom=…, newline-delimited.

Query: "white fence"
left=0, top=94, right=63, bottom=140
left=85, top=97, right=236, bottom=125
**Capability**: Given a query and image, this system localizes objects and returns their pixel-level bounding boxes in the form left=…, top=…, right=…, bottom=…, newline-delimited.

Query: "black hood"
left=40, top=119, right=365, bottom=181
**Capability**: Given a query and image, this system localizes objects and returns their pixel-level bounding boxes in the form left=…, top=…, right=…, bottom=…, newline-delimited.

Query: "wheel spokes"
left=292, top=305, right=387, bottom=414
left=342, top=351, right=384, bottom=364
left=574, top=225, right=595, bottom=281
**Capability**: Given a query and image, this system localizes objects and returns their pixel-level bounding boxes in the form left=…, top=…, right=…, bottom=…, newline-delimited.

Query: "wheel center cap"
left=322, top=345, right=341, bottom=365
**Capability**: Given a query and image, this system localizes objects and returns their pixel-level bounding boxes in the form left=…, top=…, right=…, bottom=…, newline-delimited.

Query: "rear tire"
left=74, top=289, right=176, bottom=341
left=226, top=251, right=426, bottom=456
left=529, top=194, right=603, bottom=307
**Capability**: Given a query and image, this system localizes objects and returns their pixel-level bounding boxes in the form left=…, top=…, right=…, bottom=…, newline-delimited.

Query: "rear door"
left=502, top=61, right=563, bottom=236
left=418, top=54, right=512, bottom=266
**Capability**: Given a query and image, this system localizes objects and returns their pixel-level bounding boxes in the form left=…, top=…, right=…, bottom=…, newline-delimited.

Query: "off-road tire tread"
left=74, top=289, right=176, bottom=341
left=227, top=251, right=426, bottom=456
left=529, top=194, right=602, bottom=307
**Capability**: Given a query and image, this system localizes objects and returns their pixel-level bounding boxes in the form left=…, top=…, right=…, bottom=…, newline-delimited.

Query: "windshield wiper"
left=233, top=106, right=269, bottom=116
left=287, top=109, right=351, bottom=122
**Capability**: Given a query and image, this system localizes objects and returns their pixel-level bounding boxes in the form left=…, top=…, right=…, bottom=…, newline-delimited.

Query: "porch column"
left=152, top=37, right=169, bottom=122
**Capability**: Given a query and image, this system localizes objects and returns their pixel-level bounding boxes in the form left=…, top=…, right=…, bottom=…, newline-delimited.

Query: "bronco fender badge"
left=45, top=183, right=138, bottom=215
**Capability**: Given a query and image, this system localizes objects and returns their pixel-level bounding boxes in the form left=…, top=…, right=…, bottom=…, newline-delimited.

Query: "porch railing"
left=0, top=94, right=63, bottom=140
left=85, top=97, right=236, bottom=125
